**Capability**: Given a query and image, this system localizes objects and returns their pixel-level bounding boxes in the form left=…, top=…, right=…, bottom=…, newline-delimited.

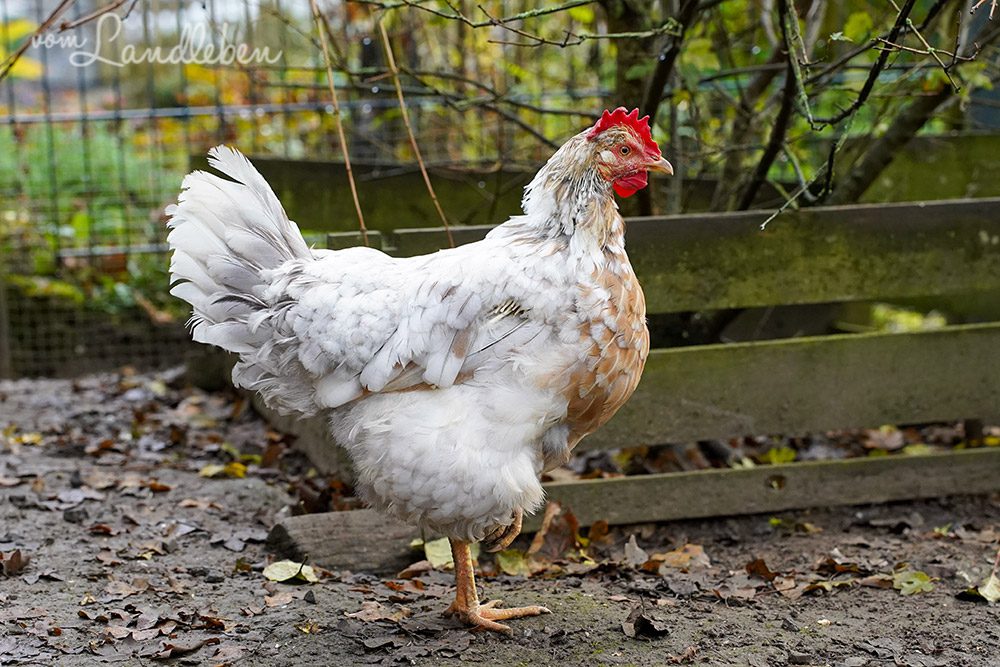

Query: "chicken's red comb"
left=586, top=107, right=659, bottom=154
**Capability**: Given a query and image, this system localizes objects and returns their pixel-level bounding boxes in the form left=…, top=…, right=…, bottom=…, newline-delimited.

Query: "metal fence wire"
left=0, top=0, right=602, bottom=378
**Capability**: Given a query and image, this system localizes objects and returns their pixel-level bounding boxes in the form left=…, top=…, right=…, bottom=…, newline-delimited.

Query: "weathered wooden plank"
left=188, top=155, right=534, bottom=232
left=584, top=322, right=1000, bottom=449
left=331, top=198, right=1000, bottom=314
left=325, top=230, right=384, bottom=251
left=538, top=449, right=1000, bottom=529
left=267, top=509, right=420, bottom=575
left=265, top=449, right=1000, bottom=571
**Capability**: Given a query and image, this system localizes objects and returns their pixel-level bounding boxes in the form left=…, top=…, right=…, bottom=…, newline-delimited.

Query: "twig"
left=875, top=37, right=974, bottom=61
left=639, top=0, right=701, bottom=124
left=812, top=0, right=919, bottom=126
left=804, top=0, right=949, bottom=88
left=875, top=30, right=973, bottom=90
left=376, top=19, right=453, bottom=247
left=738, top=59, right=797, bottom=210
left=781, top=0, right=817, bottom=128
left=0, top=0, right=76, bottom=83
left=58, top=0, right=135, bottom=31
left=399, top=67, right=560, bottom=149
left=970, top=0, right=997, bottom=20
left=781, top=144, right=815, bottom=203
left=760, top=113, right=855, bottom=229
left=757, top=177, right=814, bottom=231
left=354, top=0, right=593, bottom=27
left=309, top=0, right=368, bottom=246
left=822, top=20, right=1000, bottom=205
left=359, top=0, right=678, bottom=48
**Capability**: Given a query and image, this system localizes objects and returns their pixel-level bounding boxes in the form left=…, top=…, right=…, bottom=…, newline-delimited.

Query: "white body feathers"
left=167, top=144, right=647, bottom=540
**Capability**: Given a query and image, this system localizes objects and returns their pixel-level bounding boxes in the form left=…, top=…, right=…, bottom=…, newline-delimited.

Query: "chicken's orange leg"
left=444, top=538, right=550, bottom=634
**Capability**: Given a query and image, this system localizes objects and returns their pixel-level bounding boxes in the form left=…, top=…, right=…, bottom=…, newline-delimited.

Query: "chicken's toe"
left=455, top=602, right=550, bottom=635
left=482, top=509, right=523, bottom=553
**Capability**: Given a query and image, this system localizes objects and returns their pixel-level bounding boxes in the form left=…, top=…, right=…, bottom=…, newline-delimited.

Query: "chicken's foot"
left=482, top=508, right=523, bottom=553
left=444, top=538, right=549, bottom=635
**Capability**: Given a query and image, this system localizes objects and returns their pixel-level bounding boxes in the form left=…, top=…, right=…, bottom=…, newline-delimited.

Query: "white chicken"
left=166, top=107, right=672, bottom=633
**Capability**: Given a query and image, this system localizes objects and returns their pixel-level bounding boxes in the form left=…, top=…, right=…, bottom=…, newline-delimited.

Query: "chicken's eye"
left=619, top=146, right=630, bottom=156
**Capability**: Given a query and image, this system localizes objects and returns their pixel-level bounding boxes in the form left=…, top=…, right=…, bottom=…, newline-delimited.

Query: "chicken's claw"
left=445, top=599, right=551, bottom=635
left=482, top=508, right=523, bottom=553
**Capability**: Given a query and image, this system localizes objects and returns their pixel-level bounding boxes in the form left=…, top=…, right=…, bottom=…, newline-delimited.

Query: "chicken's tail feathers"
left=166, top=145, right=310, bottom=353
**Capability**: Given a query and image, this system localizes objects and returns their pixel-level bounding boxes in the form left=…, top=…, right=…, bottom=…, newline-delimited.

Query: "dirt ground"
left=1, top=371, right=998, bottom=667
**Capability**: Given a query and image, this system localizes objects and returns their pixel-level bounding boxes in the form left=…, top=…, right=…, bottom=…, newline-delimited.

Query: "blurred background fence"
left=0, top=0, right=608, bottom=377
left=4, top=0, right=1000, bottom=379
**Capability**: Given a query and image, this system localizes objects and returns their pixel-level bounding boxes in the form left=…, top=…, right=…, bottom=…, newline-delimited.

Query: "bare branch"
left=970, top=0, right=998, bottom=20
left=58, top=0, right=135, bottom=32
left=738, top=60, right=796, bottom=210
left=812, top=0, right=919, bottom=126
left=782, top=0, right=818, bottom=128
left=376, top=19, right=454, bottom=247
left=0, top=0, right=76, bottom=83
left=639, top=0, right=701, bottom=125
left=825, top=22, right=1000, bottom=205
left=352, top=0, right=595, bottom=28
left=355, top=0, right=677, bottom=49
left=309, top=0, right=368, bottom=245
left=399, top=67, right=561, bottom=149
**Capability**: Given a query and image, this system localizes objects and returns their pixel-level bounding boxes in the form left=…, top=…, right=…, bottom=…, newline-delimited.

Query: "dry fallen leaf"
left=145, top=479, right=172, bottom=493
left=88, top=523, right=121, bottom=537
left=959, top=571, right=1000, bottom=605
left=668, top=645, right=699, bottom=664
left=773, top=575, right=804, bottom=599
left=490, top=549, right=523, bottom=576
left=0, top=550, right=30, bottom=577
left=893, top=569, right=934, bottom=595
left=147, top=637, right=220, bottom=660
left=296, top=621, right=321, bottom=634
left=397, top=560, right=433, bottom=579
left=650, top=544, right=711, bottom=572
left=746, top=557, right=778, bottom=582
left=264, top=591, right=294, bottom=607
left=178, top=498, right=223, bottom=511
left=858, top=573, right=893, bottom=589
left=979, top=572, right=1000, bottom=603
left=198, top=462, right=246, bottom=479
left=345, top=600, right=411, bottom=623
left=262, top=560, right=319, bottom=584
left=421, top=538, right=453, bottom=568
left=621, top=604, right=670, bottom=639
left=102, top=578, right=149, bottom=601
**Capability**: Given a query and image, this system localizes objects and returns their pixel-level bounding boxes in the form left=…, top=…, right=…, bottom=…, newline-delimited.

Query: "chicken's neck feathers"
left=492, top=134, right=623, bottom=270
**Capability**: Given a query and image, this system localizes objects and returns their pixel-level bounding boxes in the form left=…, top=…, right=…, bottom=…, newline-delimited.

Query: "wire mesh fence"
left=0, top=0, right=606, bottom=378
left=6, top=2, right=1000, bottom=381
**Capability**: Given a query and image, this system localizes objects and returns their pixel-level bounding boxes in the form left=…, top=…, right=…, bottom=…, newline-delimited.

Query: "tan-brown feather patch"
left=561, top=222, right=649, bottom=448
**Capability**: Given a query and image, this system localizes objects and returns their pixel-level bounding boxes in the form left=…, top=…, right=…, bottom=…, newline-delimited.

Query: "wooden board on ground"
left=267, top=509, right=421, bottom=575
left=539, top=448, right=1000, bottom=529
left=266, top=449, right=1000, bottom=572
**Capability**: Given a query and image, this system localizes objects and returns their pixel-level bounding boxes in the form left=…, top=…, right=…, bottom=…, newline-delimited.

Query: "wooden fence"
left=267, top=198, right=1000, bottom=567
left=327, top=198, right=1000, bottom=520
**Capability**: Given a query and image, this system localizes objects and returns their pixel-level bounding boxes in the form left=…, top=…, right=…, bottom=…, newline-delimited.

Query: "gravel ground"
left=1, top=372, right=998, bottom=667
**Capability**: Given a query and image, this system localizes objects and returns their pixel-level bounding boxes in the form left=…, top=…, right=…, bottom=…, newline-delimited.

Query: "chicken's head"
left=586, top=107, right=673, bottom=198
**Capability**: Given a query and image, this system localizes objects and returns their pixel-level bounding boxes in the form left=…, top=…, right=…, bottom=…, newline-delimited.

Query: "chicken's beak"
left=647, top=156, right=674, bottom=176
